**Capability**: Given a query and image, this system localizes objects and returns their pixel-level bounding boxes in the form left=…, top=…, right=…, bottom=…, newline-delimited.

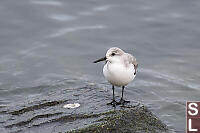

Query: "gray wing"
left=126, top=53, right=138, bottom=75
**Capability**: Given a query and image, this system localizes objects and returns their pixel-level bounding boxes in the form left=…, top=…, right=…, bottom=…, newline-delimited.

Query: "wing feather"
left=125, top=53, right=138, bottom=75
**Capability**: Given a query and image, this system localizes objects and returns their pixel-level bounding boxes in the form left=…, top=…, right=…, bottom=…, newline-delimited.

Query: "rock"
left=67, top=104, right=168, bottom=133
left=2, top=86, right=168, bottom=133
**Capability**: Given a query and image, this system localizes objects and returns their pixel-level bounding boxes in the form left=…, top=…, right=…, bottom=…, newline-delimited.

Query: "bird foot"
left=117, top=98, right=130, bottom=105
left=107, top=100, right=117, bottom=107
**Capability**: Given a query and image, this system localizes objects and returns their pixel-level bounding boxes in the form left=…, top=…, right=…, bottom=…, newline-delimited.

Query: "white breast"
left=103, top=62, right=136, bottom=87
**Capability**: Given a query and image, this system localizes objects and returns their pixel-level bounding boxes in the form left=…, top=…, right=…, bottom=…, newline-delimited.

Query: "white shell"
left=63, top=103, right=80, bottom=109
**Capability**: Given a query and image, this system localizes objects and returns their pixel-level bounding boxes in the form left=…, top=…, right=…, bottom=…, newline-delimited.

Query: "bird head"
left=93, top=47, right=124, bottom=63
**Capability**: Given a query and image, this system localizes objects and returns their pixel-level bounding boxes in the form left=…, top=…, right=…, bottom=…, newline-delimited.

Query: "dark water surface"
left=0, top=0, right=200, bottom=132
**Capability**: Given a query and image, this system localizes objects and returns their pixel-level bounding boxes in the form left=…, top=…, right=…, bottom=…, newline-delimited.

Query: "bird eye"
left=111, top=53, right=115, bottom=56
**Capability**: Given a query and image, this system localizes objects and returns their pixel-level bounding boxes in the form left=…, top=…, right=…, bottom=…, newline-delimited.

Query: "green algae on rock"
left=67, top=105, right=168, bottom=133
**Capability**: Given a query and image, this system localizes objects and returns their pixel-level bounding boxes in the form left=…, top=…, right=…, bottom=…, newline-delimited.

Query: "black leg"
left=107, top=85, right=117, bottom=107
left=121, top=86, right=124, bottom=99
left=117, top=86, right=130, bottom=105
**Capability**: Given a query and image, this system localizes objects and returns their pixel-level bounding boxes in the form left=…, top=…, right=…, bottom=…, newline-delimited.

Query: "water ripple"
left=48, top=25, right=106, bottom=38
left=18, top=43, right=48, bottom=57
left=93, top=5, right=112, bottom=12
left=49, top=14, right=77, bottom=22
left=141, top=68, right=200, bottom=90
left=31, top=0, right=62, bottom=6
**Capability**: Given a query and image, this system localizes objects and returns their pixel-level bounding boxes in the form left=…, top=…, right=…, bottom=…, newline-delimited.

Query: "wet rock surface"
left=68, top=104, right=168, bottom=133
left=0, top=85, right=168, bottom=133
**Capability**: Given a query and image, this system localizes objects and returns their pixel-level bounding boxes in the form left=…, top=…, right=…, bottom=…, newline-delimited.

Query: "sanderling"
left=94, top=47, right=138, bottom=106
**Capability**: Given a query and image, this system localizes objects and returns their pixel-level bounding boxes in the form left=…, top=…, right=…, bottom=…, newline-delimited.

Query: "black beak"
left=93, top=56, right=107, bottom=63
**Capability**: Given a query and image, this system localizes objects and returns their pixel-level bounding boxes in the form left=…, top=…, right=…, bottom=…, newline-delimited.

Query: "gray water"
left=0, top=0, right=200, bottom=132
